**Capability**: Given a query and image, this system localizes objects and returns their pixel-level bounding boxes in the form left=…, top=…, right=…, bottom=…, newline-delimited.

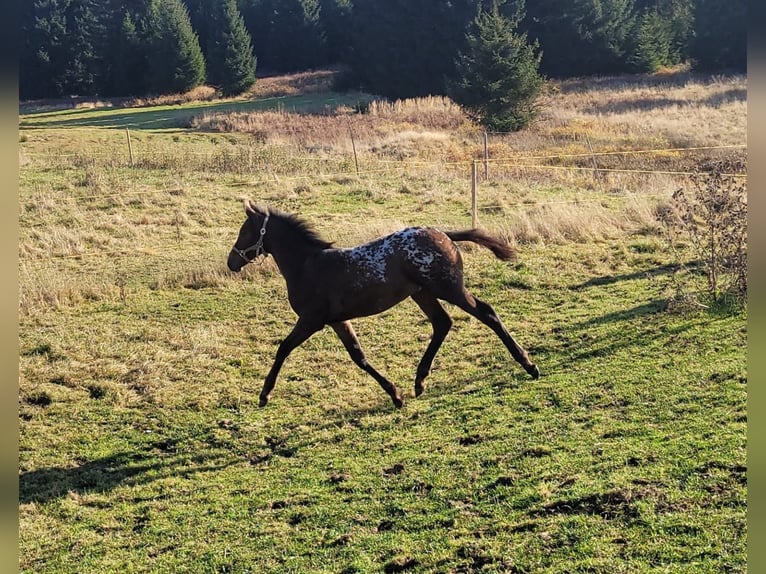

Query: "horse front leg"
left=260, top=317, right=323, bottom=407
left=330, top=321, right=404, bottom=408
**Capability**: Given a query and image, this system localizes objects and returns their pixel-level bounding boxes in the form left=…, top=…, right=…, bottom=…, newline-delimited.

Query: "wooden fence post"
left=125, top=128, right=134, bottom=167
left=584, top=133, right=599, bottom=180
left=471, top=160, right=478, bottom=228
left=349, top=123, right=359, bottom=175
left=483, top=131, right=489, bottom=181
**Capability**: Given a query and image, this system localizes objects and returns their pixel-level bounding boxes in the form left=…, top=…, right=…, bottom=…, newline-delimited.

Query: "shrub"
left=657, top=160, right=747, bottom=310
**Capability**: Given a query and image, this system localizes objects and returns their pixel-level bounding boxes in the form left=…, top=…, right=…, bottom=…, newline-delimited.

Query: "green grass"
left=19, top=91, right=371, bottom=130
left=19, top=82, right=746, bottom=573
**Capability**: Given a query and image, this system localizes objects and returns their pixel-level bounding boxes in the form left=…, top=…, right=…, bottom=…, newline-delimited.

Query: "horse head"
left=227, top=199, right=270, bottom=271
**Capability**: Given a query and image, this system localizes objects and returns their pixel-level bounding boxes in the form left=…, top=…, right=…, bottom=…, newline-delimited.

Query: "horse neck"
left=267, top=222, right=323, bottom=282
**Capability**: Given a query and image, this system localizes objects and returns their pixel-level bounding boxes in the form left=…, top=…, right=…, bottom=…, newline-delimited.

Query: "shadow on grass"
left=571, top=263, right=685, bottom=290
left=19, top=448, right=236, bottom=505
left=19, top=93, right=368, bottom=131
left=582, top=87, right=746, bottom=116
left=572, top=299, right=668, bottom=328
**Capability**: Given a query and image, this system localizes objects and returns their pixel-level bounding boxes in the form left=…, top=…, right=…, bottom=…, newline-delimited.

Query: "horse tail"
left=446, top=229, right=517, bottom=261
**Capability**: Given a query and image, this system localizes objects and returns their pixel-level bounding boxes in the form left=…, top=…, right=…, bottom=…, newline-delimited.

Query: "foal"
left=228, top=201, right=539, bottom=408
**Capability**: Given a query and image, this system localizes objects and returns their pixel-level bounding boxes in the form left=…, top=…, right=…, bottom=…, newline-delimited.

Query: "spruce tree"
left=522, top=0, right=637, bottom=77
left=107, top=11, right=146, bottom=95
left=145, top=0, right=206, bottom=94
left=319, top=0, right=353, bottom=64
left=449, top=9, right=543, bottom=132
left=207, top=0, right=257, bottom=96
left=630, top=9, right=673, bottom=72
left=629, top=0, right=693, bottom=72
left=691, top=0, right=746, bottom=72
left=349, top=0, right=477, bottom=99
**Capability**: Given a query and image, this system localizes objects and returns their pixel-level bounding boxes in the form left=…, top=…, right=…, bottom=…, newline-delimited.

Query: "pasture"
left=19, top=70, right=746, bottom=573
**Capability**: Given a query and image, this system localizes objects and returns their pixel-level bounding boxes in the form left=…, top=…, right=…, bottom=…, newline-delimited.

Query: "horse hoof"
left=393, top=396, right=404, bottom=409
left=259, top=396, right=270, bottom=407
left=527, top=364, right=540, bottom=379
left=414, top=383, right=425, bottom=397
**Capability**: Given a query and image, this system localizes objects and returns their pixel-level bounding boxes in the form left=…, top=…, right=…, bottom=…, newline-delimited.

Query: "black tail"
left=446, top=229, right=516, bottom=261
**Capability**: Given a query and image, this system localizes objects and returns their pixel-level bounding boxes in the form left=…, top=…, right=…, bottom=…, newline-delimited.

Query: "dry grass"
left=536, top=72, right=747, bottom=149
left=125, top=85, right=220, bottom=108
left=188, top=68, right=745, bottom=177
left=190, top=95, right=471, bottom=158
left=248, top=68, right=341, bottom=98
left=18, top=69, right=747, bottom=316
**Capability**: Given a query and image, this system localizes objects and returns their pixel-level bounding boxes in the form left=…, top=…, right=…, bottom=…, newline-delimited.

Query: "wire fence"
left=18, top=139, right=747, bottom=268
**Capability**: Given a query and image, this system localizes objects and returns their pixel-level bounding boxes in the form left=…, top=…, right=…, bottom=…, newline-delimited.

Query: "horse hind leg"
left=411, top=290, right=453, bottom=397
left=447, top=287, right=540, bottom=379
left=330, top=321, right=404, bottom=408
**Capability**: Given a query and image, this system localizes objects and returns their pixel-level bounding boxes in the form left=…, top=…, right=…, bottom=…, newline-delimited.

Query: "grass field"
left=19, top=69, right=746, bottom=573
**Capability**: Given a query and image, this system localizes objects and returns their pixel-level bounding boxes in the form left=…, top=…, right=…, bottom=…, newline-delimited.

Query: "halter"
left=233, top=212, right=269, bottom=265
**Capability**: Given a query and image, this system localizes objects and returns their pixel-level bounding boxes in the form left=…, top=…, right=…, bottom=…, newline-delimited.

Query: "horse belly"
left=328, top=276, right=417, bottom=321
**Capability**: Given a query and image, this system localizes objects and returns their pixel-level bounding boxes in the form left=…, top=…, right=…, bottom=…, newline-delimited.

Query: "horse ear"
left=242, top=198, right=257, bottom=218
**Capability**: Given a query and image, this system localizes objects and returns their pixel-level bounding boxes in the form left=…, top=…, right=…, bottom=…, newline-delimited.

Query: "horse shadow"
left=19, top=445, right=236, bottom=505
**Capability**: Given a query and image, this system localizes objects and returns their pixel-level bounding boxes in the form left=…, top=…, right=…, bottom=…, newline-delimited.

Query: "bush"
left=657, top=160, right=747, bottom=310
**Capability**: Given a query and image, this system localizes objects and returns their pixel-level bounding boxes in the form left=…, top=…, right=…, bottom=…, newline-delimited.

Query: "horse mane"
left=271, top=208, right=334, bottom=250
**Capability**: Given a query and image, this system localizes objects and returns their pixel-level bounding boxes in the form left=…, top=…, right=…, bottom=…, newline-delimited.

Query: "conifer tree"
left=449, top=8, right=543, bottom=132
left=628, top=0, right=692, bottom=72
left=349, top=0, right=477, bottom=99
left=144, top=0, right=206, bottom=94
left=206, top=0, right=257, bottom=95
left=107, top=11, right=146, bottom=95
left=691, top=0, right=746, bottom=72
left=523, top=0, right=637, bottom=76
left=319, top=0, right=353, bottom=64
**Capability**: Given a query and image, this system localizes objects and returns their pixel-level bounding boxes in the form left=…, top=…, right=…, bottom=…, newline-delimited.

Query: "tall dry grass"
left=190, top=95, right=472, bottom=159
left=536, top=72, right=747, bottom=149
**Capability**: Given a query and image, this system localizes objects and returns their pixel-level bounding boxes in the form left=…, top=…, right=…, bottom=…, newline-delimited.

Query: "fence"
left=19, top=133, right=747, bottom=231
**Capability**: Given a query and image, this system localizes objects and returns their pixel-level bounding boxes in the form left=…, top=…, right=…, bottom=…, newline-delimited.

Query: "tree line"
left=21, top=0, right=746, bottom=102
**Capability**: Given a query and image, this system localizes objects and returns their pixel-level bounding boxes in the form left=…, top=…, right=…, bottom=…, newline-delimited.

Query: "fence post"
left=471, top=161, right=478, bottom=228
left=349, top=123, right=359, bottom=175
left=125, top=128, right=134, bottom=167
left=584, top=133, right=599, bottom=182
left=483, top=131, right=489, bottom=181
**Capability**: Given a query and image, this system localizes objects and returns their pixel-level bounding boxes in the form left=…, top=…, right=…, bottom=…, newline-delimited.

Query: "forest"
left=20, top=0, right=747, bottom=102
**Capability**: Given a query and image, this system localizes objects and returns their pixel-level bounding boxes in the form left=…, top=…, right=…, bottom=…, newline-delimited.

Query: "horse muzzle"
left=227, top=250, right=244, bottom=272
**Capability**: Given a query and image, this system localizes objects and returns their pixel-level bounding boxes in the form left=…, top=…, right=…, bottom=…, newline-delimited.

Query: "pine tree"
left=21, top=0, right=107, bottom=98
left=449, top=8, right=543, bottom=132
left=238, top=0, right=327, bottom=72
left=691, top=0, right=746, bottom=72
left=107, top=10, right=147, bottom=95
left=20, top=0, right=62, bottom=98
left=58, top=1, right=103, bottom=94
left=522, top=0, right=637, bottom=77
left=349, top=0, right=478, bottom=99
left=630, top=9, right=672, bottom=72
left=629, top=0, right=693, bottom=72
left=144, top=0, right=206, bottom=94
left=207, top=0, right=257, bottom=95
left=319, top=0, right=353, bottom=64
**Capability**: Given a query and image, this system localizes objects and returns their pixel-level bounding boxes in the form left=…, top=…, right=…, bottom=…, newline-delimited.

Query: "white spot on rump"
left=340, top=227, right=442, bottom=280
